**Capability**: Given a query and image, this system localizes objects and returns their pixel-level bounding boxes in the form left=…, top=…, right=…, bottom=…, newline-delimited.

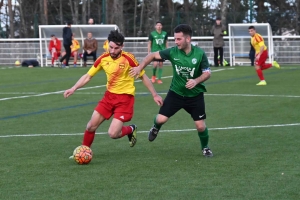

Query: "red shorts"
left=51, top=51, right=60, bottom=57
left=71, top=51, right=77, bottom=57
left=95, top=91, right=134, bottom=122
left=255, top=50, right=268, bottom=66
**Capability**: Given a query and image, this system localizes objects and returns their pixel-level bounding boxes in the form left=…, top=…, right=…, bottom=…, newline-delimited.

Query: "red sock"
left=261, top=63, right=272, bottom=70
left=54, top=52, right=58, bottom=60
left=256, top=69, right=264, bottom=80
left=51, top=57, right=54, bottom=65
left=121, top=126, right=133, bottom=137
left=82, top=130, right=95, bottom=147
left=74, top=61, right=77, bottom=64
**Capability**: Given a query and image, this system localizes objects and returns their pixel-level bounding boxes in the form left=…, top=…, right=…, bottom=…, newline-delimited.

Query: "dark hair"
left=174, top=24, right=193, bottom=37
left=156, top=21, right=162, bottom=25
left=248, top=26, right=255, bottom=30
left=216, top=16, right=221, bottom=20
left=67, top=21, right=72, bottom=25
left=108, top=30, right=124, bottom=46
left=51, top=34, right=55, bottom=37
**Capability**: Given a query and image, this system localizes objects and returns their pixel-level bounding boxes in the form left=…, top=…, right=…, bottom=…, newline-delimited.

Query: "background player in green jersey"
left=148, top=21, right=168, bottom=84
left=130, top=24, right=213, bottom=157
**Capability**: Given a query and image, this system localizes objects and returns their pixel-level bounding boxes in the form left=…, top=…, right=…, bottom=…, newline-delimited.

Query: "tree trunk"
left=44, top=0, right=48, bottom=24
left=82, top=0, right=87, bottom=24
left=16, top=0, right=27, bottom=37
left=87, top=0, right=91, bottom=19
left=59, top=0, right=63, bottom=24
left=220, top=0, right=227, bottom=25
left=166, top=0, right=174, bottom=35
left=183, top=0, right=189, bottom=23
left=39, top=0, right=44, bottom=24
left=133, top=0, right=137, bottom=36
left=138, top=1, right=144, bottom=35
left=113, top=0, right=124, bottom=32
left=8, top=0, right=14, bottom=37
left=144, top=0, right=160, bottom=35
left=69, top=0, right=79, bottom=24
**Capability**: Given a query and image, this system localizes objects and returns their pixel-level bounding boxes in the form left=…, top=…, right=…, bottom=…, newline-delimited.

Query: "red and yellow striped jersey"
left=251, top=33, right=267, bottom=54
left=87, top=51, right=145, bottom=95
left=71, top=39, right=80, bottom=52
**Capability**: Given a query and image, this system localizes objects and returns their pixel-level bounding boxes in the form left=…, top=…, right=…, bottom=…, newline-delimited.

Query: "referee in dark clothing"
left=60, top=21, right=72, bottom=68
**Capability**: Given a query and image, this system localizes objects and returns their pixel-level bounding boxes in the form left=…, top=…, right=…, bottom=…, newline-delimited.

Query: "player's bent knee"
left=195, top=124, right=206, bottom=132
left=108, top=131, right=119, bottom=139
left=156, top=114, right=168, bottom=124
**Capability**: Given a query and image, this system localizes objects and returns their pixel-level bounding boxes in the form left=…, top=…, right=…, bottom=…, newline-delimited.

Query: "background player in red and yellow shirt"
left=248, top=26, right=280, bottom=86
left=64, top=30, right=163, bottom=154
left=61, top=34, right=80, bottom=67
left=48, top=34, right=61, bottom=67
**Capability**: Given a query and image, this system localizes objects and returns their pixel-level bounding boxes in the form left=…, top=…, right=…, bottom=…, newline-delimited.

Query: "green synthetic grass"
left=0, top=65, right=299, bottom=200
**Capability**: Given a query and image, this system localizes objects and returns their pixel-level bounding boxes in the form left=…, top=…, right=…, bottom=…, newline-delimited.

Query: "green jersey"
left=159, top=45, right=210, bottom=97
left=149, top=31, right=168, bottom=52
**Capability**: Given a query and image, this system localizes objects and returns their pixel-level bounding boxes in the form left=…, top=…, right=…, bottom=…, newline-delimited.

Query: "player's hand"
left=129, top=66, right=141, bottom=79
left=186, top=79, right=197, bottom=89
left=153, top=94, right=163, bottom=106
left=64, top=88, right=75, bottom=98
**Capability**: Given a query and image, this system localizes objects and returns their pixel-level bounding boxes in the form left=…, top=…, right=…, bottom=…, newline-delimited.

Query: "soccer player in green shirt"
left=130, top=24, right=213, bottom=157
left=148, top=21, right=168, bottom=84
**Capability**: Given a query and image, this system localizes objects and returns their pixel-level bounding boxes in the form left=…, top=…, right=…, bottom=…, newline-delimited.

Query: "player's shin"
left=256, top=69, right=264, bottom=80
left=82, top=130, right=96, bottom=147
left=153, top=115, right=162, bottom=130
left=158, top=68, right=163, bottom=80
left=198, top=128, right=209, bottom=149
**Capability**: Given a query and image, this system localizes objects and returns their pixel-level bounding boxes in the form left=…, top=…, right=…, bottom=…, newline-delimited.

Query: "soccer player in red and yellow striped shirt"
left=248, top=26, right=280, bottom=85
left=64, top=30, right=163, bottom=152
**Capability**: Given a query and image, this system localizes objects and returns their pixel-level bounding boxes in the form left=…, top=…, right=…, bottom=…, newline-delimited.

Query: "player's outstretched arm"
left=140, top=74, right=163, bottom=106
left=129, top=52, right=161, bottom=78
left=64, top=74, right=93, bottom=98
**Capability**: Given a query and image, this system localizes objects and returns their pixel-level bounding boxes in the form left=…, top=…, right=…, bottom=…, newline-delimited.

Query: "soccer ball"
left=15, top=60, right=21, bottom=66
left=72, top=145, right=93, bottom=164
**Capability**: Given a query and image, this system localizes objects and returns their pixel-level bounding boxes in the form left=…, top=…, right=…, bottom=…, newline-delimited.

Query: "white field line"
left=1, top=92, right=300, bottom=98
left=0, top=69, right=227, bottom=101
left=0, top=122, right=299, bottom=138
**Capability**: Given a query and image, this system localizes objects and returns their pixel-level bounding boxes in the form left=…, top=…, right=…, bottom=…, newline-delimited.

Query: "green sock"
left=153, top=115, right=162, bottom=130
left=198, top=128, right=209, bottom=149
left=158, top=68, right=163, bottom=79
left=153, top=67, right=157, bottom=76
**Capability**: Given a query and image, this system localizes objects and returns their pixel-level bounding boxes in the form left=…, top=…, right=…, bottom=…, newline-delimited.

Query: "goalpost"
left=228, top=23, right=274, bottom=66
left=38, top=24, right=119, bottom=67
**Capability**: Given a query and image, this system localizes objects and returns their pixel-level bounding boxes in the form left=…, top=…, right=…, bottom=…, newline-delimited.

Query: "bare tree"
left=69, top=0, right=79, bottom=24
left=44, top=0, right=48, bottom=24
left=59, top=0, right=63, bottom=24
left=82, top=0, right=87, bottom=23
left=87, top=0, right=91, bottom=19
left=133, top=0, right=137, bottom=36
left=144, top=0, right=160, bottom=35
left=8, top=0, right=14, bottom=37
left=16, top=0, right=27, bottom=37
left=113, top=0, right=124, bottom=32
left=220, top=0, right=227, bottom=24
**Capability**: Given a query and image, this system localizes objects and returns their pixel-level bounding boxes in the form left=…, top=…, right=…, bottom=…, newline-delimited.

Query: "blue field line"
left=0, top=77, right=79, bottom=89
left=0, top=102, right=97, bottom=120
left=0, top=68, right=298, bottom=121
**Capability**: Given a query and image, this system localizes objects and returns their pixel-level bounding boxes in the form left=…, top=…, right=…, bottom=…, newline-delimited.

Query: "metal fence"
left=0, top=36, right=300, bottom=66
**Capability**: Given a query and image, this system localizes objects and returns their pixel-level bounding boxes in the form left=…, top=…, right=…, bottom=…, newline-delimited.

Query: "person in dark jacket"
left=59, top=21, right=72, bottom=68
left=211, top=17, right=227, bottom=67
left=249, top=42, right=255, bottom=66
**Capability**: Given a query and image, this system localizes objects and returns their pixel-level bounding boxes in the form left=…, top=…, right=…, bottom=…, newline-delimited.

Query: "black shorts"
left=153, top=59, right=165, bottom=62
left=159, top=90, right=206, bottom=121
